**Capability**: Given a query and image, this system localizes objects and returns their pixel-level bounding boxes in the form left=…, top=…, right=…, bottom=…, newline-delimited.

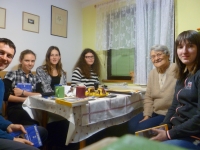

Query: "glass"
left=150, top=53, right=164, bottom=60
left=76, top=86, right=86, bottom=98
left=55, top=85, right=65, bottom=98
left=85, top=56, right=94, bottom=59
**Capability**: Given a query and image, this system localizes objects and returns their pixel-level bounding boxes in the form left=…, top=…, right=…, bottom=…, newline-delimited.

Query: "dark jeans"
left=128, top=112, right=165, bottom=134
left=0, top=138, right=39, bottom=150
left=46, top=120, right=79, bottom=150
left=86, top=121, right=129, bottom=146
left=37, top=126, right=48, bottom=147
left=163, top=137, right=200, bottom=150
left=7, top=105, right=39, bottom=125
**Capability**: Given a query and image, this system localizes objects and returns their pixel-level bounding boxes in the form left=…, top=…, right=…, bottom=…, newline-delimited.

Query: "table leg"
left=80, top=140, right=86, bottom=149
left=42, top=111, right=48, bottom=128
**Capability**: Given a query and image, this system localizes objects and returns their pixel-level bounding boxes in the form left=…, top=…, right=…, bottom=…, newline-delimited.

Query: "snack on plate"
left=85, top=87, right=109, bottom=97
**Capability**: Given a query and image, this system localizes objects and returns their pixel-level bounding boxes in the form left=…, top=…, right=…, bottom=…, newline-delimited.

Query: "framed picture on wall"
left=22, top=12, right=39, bottom=33
left=51, top=5, right=68, bottom=38
left=0, top=7, right=6, bottom=29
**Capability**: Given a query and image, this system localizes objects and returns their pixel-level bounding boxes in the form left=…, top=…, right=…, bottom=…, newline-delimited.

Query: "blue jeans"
left=0, top=139, right=39, bottom=150
left=163, top=137, right=200, bottom=150
left=128, top=112, right=165, bottom=134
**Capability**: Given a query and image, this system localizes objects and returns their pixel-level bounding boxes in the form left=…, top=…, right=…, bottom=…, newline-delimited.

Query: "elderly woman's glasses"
left=150, top=53, right=164, bottom=60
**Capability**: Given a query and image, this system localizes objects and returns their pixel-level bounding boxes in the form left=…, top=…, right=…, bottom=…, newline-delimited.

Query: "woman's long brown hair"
left=43, top=46, right=65, bottom=77
left=175, top=30, right=200, bottom=81
left=73, top=48, right=100, bottom=78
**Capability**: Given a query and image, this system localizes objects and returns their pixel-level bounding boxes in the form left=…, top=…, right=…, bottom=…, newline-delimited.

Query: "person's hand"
left=150, top=128, right=168, bottom=141
left=7, top=124, right=27, bottom=134
left=13, top=137, right=33, bottom=146
left=139, top=116, right=150, bottom=123
left=13, top=88, right=23, bottom=96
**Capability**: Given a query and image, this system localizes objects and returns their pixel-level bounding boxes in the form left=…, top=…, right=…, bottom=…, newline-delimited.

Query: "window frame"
left=107, top=50, right=132, bottom=80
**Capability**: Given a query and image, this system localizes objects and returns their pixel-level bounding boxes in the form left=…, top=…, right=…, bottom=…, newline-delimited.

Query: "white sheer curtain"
left=134, top=0, right=174, bottom=85
left=96, top=0, right=174, bottom=84
left=96, top=0, right=136, bottom=50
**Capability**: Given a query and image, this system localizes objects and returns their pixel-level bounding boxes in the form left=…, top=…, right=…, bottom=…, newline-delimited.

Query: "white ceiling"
left=77, top=0, right=103, bottom=7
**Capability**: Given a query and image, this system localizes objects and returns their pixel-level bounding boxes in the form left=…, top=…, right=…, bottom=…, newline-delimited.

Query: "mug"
left=55, top=86, right=65, bottom=98
left=76, top=86, right=86, bottom=98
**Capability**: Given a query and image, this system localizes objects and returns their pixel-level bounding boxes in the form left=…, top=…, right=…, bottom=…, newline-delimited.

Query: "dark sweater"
left=162, top=69, right=200, bottom=139
left=0, top=79, right=13, bottom=140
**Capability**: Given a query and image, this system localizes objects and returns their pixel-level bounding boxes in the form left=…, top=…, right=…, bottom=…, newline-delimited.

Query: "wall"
left=82, top=2, right=107, bottom=80
left=82, top=0, right=200, bottom=46
left=0, top=0, right=82, bottom=82
left=3, top=0, right=197, bottom=81
left=82, top=5, right=96, bottom=50
left=82, top=0, right=200, bottom=80
left=175, top=0, right=200, bottom=37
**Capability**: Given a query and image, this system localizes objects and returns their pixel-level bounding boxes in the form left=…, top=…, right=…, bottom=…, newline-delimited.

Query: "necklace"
left=159, top=73, right=166, bottom=88
left=158, top=64, right=171, bottom=88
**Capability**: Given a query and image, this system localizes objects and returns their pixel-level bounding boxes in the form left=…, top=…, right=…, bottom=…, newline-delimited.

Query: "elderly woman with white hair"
left=128, top=44, right=177, bottom=134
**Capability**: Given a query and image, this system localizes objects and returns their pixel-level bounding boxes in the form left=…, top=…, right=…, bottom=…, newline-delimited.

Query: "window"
left=107, top=48, right=134, bottom=80
left=106, top=6, right=135, bottom=80
left=97, top=0, right=174, bottom=84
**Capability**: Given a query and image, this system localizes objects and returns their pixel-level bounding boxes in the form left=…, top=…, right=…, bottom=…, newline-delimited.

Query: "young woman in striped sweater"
left=71, top=48, right=100, bottom=88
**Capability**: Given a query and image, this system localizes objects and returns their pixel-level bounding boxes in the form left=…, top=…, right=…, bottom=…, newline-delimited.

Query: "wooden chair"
left=2, top=101, right=8, bottom=119
left=0, top=71, right=7, bottom=79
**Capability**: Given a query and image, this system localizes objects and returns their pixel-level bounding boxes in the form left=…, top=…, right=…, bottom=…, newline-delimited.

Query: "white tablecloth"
left=81, top=93, right=142, bottom=125
left=23, top=93, right=144, bottom=145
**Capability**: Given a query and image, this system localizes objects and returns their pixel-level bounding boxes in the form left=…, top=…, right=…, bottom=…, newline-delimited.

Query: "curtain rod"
left=94, top=0, right=118, bottom=8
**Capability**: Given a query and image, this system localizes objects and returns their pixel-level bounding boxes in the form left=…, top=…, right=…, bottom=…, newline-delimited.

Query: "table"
left=22, top=93, right=144, bottom=145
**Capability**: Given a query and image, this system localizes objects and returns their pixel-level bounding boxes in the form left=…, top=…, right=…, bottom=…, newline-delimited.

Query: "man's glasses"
left=150, top=53, right=164, bottom=60
left=85, top=56, right=94, bottom=59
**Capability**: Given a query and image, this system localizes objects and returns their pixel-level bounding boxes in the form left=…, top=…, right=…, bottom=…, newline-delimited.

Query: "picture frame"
left=0, top=7, right=6, bottom=29
left=22, top=12, right=39, bottom=33
left=51, top=5, right=68, bottom=38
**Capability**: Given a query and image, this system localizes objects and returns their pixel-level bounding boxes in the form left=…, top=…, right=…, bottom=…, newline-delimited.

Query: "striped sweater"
left=71, top=67, right=99, bottom=88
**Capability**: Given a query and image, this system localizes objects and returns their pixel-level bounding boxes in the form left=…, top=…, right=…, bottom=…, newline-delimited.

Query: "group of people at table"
left=0, top=29, right=200, bottom=150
